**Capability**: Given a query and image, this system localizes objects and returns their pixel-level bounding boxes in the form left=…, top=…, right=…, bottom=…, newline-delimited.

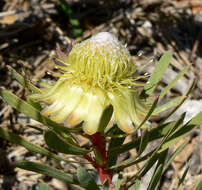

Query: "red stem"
left=90, top=132, right=107, bottom=166
left=84, top=132, right=113, bottom=187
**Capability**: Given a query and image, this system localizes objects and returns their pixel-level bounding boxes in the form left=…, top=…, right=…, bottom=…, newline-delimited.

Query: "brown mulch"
left=0, top=0, right=202, bottom=189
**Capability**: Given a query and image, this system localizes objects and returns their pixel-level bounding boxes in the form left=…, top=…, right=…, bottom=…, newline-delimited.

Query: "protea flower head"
left=30, top=32, right=148, bottom=135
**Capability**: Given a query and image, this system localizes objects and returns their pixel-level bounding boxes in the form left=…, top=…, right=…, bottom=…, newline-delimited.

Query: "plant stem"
left=84, top=132, right=113, bottom=187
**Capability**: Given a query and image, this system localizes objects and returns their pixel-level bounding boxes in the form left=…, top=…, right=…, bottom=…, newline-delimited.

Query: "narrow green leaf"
left=162, top=140, right=188, bottom=173
left=110, top=148, right=154, bottom=170
left=177, top=161, right=190, bottom=190
left=95, top=149, right=104, bottom=166
left=159, top=65, right=189, bottom=99
left=16, top=161, right=78, bottom=184
left=137, top=130, right=150, bottom=156
left=109, top=121, right=176, bottom=157
left=193, top=180, right=202, bottom=190
left=44, top=130, right=90, bottom=155
left=135, top=99, right=160, bottom=157
left=60, top=0, right=82, bottom=37
left=116, top=115, right=184, bottom=171
left=98, top=105, right=113, bottom=133
left=159, top=111, right=202, bottom=152
left=0, top=90, right=76, bottom=133
left=77, top=167, right=99, bottom=190
left=0, top=90, right=89, bottom=154
left=158, top=80, right=195, bottom=126
left=155, top=113, right=186, bottom=154
left=27, top=96, right=42, bottom=111
left=0, top=127, right=77, bottom=163
left=137, top=96, right=159, bottom=130
left=8, top=66, right=41, bottom=93
left=153, top=96, right=185, bottom=115
left=112, top=135, right=186, bottom=171
left=39, top=183, right=53, bottom=190
left=147, top=150, right=168, bottom=190
left=139, top=153, right=159, bottom=178
left=107, top=127, right=125, bottom=167
left=127, top=152, right=162, bottom=188
left=115, top=173, right=123, bottom=190
left=141, top=51, right=172, bottom=98
left=110, top=113, right=186, bottom=170
left=132, top=179, right=141, bottom=190
left=69, top=184, right=85, bottom=190
left=127, top=150, right=167, bottom=188
left=103, top=179, right=109, bottom=190
left=147, top=164, right=163, bottom=190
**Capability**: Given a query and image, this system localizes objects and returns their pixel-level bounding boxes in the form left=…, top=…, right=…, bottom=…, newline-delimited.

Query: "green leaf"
left=137, top=130, right=150, bottom=156
left=0, top=89, right=76, bottom=133
left=193, top=180, right=202, bottom=190
left=103, top=180, right=109, bottom=190
left=138, top=153, right=159, bottom=178
left=77, top=167, right=99, bottom=190
left=137, top=96, right=159, bottom=130
left=111, top=149, right=154, bottom=170
left=159, top=65, right=189, bottom=99
left=127, top=152, right=161, bottom=188
left=159, top=111, right=202, bottom=152
left=44, top=130, right=90, bottom=155
left=132, top=179, right=141, bottom=190
left=141, top=51, right=172, bottom=98
left=176, top=161, right=190, bottom=190
left=147, top=150, right=168, bottom=190
left=115, top=173, right=123, bottom=190
left=112, top=115, right=184, bottom=170
left=157, top=80, right=195, bottom=126
left=39, top=183, right=53, bottom=190
left=135, top=97, right=159, bottom=155
left=0, top=90, right=89, bottom=154
left=162, top=140, right=188, bottom=173
left=107, top=127, right=125, bottom=167
left=94, top=149, right=104, bottom=166
left=27, top=96, right=42, bottom=111
left=0, top=127, right=77, bottom=163
left=98, top=105, right=113, bottom=133
left=153, top=96, right=186, bottom=115
left=111, top=129, right=187, bottom=172
left=128, top=149, right=168, bottom=188
left=8, top=66, right=41, bottom=93
left=109, top=121, right=176, bottom=157
left=147, top=164, right=163, bottom=190
left=155, top=113, right=185, bottom=154
left=16, top=161, right=78, bottom=184
left=60, top=0, right=82, bottom=37
left=111, top=111, right=185, bottom=159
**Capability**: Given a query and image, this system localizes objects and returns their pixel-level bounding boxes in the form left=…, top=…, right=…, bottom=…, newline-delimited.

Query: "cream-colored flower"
left=30, top=32, right=148, bottom=135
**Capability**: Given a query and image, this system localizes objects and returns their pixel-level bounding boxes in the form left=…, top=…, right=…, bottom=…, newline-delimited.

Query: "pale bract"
left=30, top=32, right=147, bottom=135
